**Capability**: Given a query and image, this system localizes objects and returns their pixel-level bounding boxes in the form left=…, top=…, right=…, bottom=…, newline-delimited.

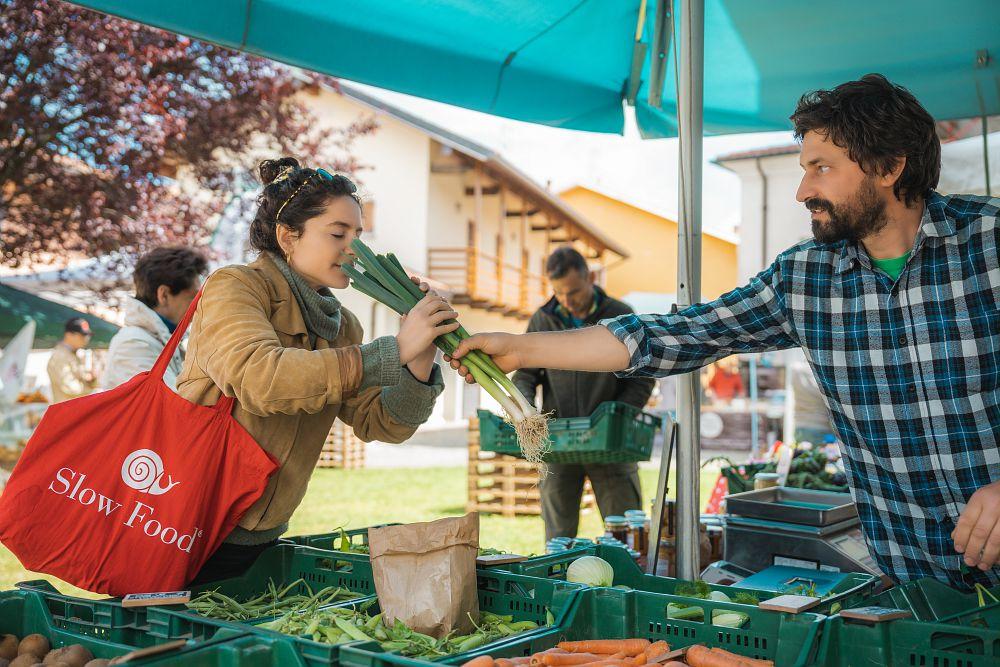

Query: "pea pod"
left=380, top=641, right=410, bottom=652
left=335, top=616, right=375, bottom=642
left=507, top=621, right=539, bottom=631
left=457, top=634, right=487, bottom=652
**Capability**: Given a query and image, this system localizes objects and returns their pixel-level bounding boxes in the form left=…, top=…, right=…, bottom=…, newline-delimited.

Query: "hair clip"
left=272, top=165, right=296, bottom=184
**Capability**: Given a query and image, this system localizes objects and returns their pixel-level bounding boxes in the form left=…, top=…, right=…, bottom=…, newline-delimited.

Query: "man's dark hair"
left=790, top=73, right=940, bottom=206
left=64, top=317, right=90, bottom=335
left=545, top=246, right=590, bottom=280
left=134, top=246, right=209, bottom=308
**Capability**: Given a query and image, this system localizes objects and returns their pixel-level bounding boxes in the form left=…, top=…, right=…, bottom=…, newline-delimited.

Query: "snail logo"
left=120, top=449, right=180, bottom=495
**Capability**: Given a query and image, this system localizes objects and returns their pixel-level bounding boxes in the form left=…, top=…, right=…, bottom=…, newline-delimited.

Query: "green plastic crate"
left=282, top=524, right=401, bottom=551
left=180, top=544, right=376, bottom=626
left=494, top=543, right=879, bottom=616
left=339, top=586, right=825, bottom=667
left=243, top=568, right=582, bottom=667
left=181, top=545, right=583, bottom=667
left=478, top=402, right=659, bottom=464
left=0, top=584, right=243, bottom=663
left=140, top=633, right=308, bottom=666
left=190, top=543, right=377, bottom=597
left=840, top=576, right=1000, bottom=622
left=815, top=600, right=1000, bottom=667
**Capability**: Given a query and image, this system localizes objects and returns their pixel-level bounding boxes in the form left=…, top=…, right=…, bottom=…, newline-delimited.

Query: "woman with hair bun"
left=178, top=157, right=458, bottom=584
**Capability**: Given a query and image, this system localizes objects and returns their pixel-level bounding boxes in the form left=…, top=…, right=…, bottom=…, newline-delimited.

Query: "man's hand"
left=445, top=333, right=522, bottom=384
left=952, top=480, right=1000, bottom=570
left=444, top=326, right=632, bottom=385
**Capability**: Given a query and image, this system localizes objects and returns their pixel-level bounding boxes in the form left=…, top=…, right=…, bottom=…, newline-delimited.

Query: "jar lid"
left=624, top=510, right=647, bottom=519
left=627, top=518, right=646, bottom=527
left=755, top=472, right=780, bottom=480
left=605, top=515, right=628, bottom=525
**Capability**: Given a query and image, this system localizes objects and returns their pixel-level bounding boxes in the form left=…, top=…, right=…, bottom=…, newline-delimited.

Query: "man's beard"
left=808, top=178, right=888, bottom=244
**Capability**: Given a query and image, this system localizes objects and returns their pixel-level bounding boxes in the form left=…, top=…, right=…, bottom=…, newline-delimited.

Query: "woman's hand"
left=396, top=287, right=458, bottom=369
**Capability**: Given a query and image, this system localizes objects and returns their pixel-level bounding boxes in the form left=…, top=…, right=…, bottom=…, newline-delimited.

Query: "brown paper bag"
left=368, top=512, right=480, bottom=637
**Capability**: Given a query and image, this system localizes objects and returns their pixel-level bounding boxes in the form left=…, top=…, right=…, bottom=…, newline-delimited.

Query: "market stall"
left=3, top=1, right=1000, bottom=666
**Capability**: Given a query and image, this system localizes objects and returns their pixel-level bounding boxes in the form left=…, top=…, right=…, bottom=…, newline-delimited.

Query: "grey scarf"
left=268, top=252, right=342, bottom=348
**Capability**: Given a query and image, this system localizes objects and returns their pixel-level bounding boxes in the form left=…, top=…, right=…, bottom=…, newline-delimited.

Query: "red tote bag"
left=0, top=293, right=278, bottom=595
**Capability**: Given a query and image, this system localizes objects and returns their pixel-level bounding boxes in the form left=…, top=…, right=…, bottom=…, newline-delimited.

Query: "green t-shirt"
left=872, top=251, right=911, bottom=281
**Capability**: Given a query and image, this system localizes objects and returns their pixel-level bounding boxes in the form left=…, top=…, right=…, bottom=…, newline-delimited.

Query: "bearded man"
left=449, top=74, right=1000, bottom=589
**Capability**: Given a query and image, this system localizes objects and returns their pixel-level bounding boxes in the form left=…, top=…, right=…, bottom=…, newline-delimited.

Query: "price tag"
left=840, top=606, right=912, bottom=623
left=121, top=591, right=190, bottom=608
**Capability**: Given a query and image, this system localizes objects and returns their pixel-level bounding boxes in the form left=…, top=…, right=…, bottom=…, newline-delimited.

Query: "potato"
left=0, top=657, right=11, bottom=667
left=9, top=655, right=41, bottom=667
left=0, top=635, right=18, bottom=661
left=82, top=661, right=108, bottom=667
left=17, top=636, right=48, bottom=658
left=52, top=646, right=90, bottom=667
left=41, top=649, right=65, bottom=665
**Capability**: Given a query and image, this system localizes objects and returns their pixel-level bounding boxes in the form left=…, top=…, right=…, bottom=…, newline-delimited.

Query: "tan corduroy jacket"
left=177, top=253, right=421, bottom=534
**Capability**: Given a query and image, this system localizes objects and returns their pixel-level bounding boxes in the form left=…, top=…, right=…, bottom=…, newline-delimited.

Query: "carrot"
left=588, top=653, right=631, bottom=667
left=558, top=641, right=650, bottom=656
left=510, top=659, right=534, bottom=666
left=662, top=663, right=689, bottom=667
left=686, top=645, right=733, bottom=667
left=496, top=660, right=516, bottom=667
left=728, top=652, right=773, bottom=667
left=462, top=657, right=496, bottom=667
left=686, top=645, right=773, bottom=667
left=542, top=654, right=605, bottom=666
left=644, top=641, right=671, bottom=662
left=583, top=653, right=626, bottom=667
left=531, top=649, right=568, bottom=666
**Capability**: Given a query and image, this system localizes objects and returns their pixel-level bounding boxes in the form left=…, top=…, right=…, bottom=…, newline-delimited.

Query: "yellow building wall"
left=560, top=186, right=738, bottom=302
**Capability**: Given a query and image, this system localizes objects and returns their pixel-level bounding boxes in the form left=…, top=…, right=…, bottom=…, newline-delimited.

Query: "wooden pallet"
left=467, top=417, right=596, bottom=517
left=317, top=422, right=366, bottom=469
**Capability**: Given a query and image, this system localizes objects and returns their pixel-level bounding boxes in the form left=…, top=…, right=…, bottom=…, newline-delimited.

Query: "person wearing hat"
left=47, top=317, right=97, bottom=402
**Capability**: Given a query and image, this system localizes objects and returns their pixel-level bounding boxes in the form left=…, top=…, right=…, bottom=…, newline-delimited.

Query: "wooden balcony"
left=428, top=248, right=548, bottom=319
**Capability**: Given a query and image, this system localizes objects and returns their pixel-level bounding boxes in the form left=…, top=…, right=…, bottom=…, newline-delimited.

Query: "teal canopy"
left=69, top=0, right=1000, bottom=137
left=0, top=283, right=118, bottom=349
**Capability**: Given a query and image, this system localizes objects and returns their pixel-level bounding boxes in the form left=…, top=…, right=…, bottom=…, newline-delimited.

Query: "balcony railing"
left=428, top=247, right=548, bottom=318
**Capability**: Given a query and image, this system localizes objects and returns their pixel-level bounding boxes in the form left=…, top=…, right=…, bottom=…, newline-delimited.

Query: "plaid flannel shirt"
left=603, top=191, right=1000, bottom=588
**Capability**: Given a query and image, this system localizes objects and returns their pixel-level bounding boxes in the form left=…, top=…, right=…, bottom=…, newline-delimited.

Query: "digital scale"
left=705, top=487, right=888, bottom=586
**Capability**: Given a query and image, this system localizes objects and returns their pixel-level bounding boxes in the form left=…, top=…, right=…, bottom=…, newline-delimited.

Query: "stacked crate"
left=467, top=417, right=596, bottom=517
left=316, top=421, right=366, bottom=469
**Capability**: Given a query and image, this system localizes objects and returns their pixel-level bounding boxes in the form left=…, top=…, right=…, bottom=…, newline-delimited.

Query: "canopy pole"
left=675, top=0, right=704, bottom=582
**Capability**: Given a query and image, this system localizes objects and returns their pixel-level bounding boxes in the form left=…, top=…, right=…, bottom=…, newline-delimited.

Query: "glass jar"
left=656, top=538, right=676, bottom=577
left=754, top=472, right=780, bottom=490
left=546, top=537, right=572, bottom=554
left=604, top=515, right=629, bottom=544
left=624, top=511, right=648, bottom=558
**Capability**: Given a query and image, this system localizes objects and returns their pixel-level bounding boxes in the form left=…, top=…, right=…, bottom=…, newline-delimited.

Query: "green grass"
left=0, top=466, right=719, bottom=597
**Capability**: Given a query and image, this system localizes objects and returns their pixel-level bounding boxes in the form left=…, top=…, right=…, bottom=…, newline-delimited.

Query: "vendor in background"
left=450, top=74, right=1000, bottom=589
left=703, top=357, right=745, bottom=403
left=47, top=318, right=96, bottom=402
left=178, top=157, right=455, bottom=584
left=100, top=246, right=208, bottom=391
left=512, top=246, right=654, bottom=540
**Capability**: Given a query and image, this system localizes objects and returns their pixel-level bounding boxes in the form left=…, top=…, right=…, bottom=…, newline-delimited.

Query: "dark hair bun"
left=259, top=157, right=300, bottom=185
